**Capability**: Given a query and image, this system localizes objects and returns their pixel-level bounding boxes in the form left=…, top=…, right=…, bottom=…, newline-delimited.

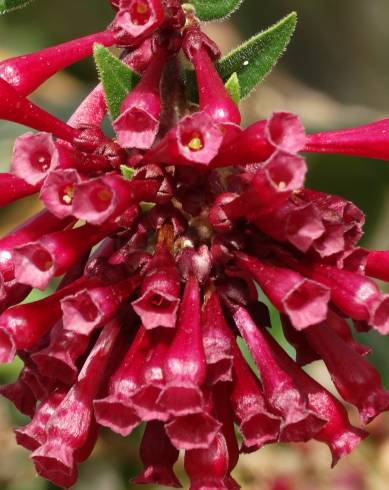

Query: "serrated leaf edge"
left=0, top=0, right=35, bottom=14
left=192, top=0, right=245, bottom=21
left=216, top=11, right=297, bottom=98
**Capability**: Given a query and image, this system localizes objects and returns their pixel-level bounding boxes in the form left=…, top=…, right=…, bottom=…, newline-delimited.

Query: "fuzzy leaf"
left=0, top=0, right=35, bottom=14
left=225, top=72, right=241, bottom=104
left=216, top=12, right=297, bottom=98
left=93, top=44, right=140, bottom=120
left=189, top=0, right=244, bottom=21
left=184, top=12, right=297, bottom=102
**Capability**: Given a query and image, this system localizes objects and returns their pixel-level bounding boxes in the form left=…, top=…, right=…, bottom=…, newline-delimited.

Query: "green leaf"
left=188, top=0, right=244, bottom=21
left=216, top=12, right=297, bottom=98
left=0, top=0, right=35, bottom=14
left=93, top=44, right=140, bottom=120
left=120, top=165, right=136, bottom=181
left=224, top=72, right=241, bottom=104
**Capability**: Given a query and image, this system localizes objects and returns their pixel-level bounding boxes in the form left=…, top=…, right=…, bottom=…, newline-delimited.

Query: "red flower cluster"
left=0, top=1, right=388, bottom=488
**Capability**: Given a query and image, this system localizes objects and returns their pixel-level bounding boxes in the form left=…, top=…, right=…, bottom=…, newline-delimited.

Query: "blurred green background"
left=0, top=1, right=389, bottom=489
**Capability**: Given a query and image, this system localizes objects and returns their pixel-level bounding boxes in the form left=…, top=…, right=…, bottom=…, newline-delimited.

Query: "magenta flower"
left=304, top=118, right=389, bottom=160
left=183, top=27, right=241, bottom=125
left=132, top=420, right=181, bottom=487
left=0, top=172, right=39, bottom=207
left=157, top=276, right=207, bottom=416
left=132, top=244, right=180, bottom=329
left=11, top=132, right=60, bottom=185
left=111, top=0, right=165, bottom=46
left=0, top=2, right=388, bottom=489
left=145, top=110, right=225, bottom=165
left=114, top=44, right=168, bottom=149
left=0, top=31, right=116, bottom=96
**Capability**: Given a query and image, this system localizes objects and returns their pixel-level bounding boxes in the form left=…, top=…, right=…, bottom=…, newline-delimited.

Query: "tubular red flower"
left=212, top=384, right=240, bottom=487
left=366, top=250, right=389, bottom=282
left=183, top=27, right=241, bottom=126
left=0, top=172, right=39, bottom=207
left=201, top=293, right=234, bottom=385
left=265, top=329, right=367, bottom=466
left=39, top=169, right=82, bottom=218
left=326, top=309, right=371, bottom=357
left=72, top=167, right=163, bottom=225
left=158, top=276, right=207, bottom=416
left=0, top=278, right=32, bottom=313
left=123, top=36, right=154, bottom=73
left=0, top=209, right=73, bottom=282
left=211, top=112, right=306, bottom=168
left=67, top=83, right=107, bottom=129
left=232, top=305, right=326, bottom=442
left=184, top=432, right=232, bottom=490
left=304, top=118, right=389, bottom=160
left=132, top=245, right=180, bottom=329
left=0, top=78, right=81, bottom=143
left=31, top=323, right=90, bottom=384
left=31, top=319, right=121, bottom=487
left=307, top=264, right=381, bottom=324
left=0, top=31, right=116, bottom=96
left=230, top=342, right=280, bottom=450
left=252, top=200, right=325, bottom=253
left=235, top=253, right=330, bottom=330
left=93, top=326, right=149, bottom=436
left=111, top=0, right=165, bottom=45
left=144, top=111, right=224, bottom=166
left=297, top=189, right=365, bottom=256
left=214, top=152, right=307, bottom=226
left=15, top=364, right=49, bottom=401
left=114, top=47, right=167, bottom=149
left=0, top=276, right=92, bottom=363
left=305, top=322, right=389, bottom=424
left=61, top=275, right=140, bottom=335
left=71, top=173, right=130, bottom=225
left=165, top=404, right=222, bottom=450
left=0, top=367, right=38, bottom=417
left=280, top=315, right=320, bottom=366
left=176, top=244, right=212, bottom=284
left=370, top=295, right=389, bottom=334
left=129, top=330, right=172, bottom=421
left=11, top=132, right=59, bottom=185
left=14, top=389, right=67, bottom=451
left=132, top=421, right=182, bottom=487
left=13, top=221, right=117, bottom=290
